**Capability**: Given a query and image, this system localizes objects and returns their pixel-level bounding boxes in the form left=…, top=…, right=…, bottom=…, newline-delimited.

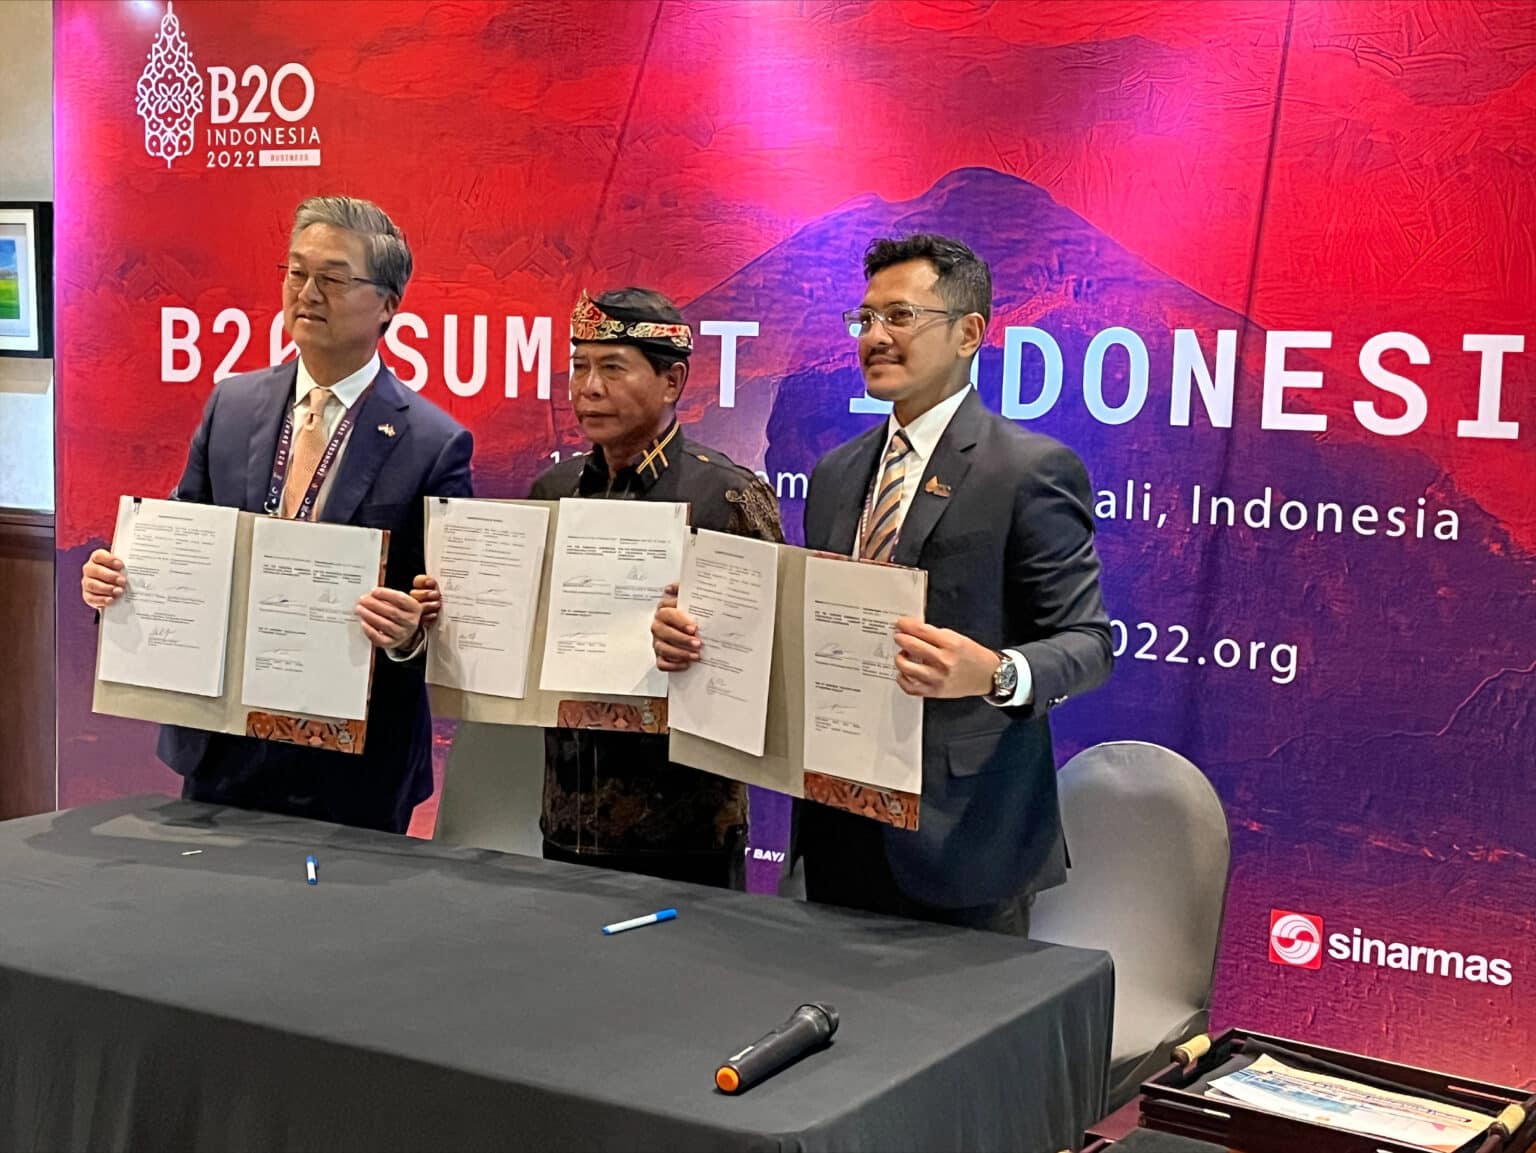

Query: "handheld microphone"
left=714, top=1003, right=838, bottom=1094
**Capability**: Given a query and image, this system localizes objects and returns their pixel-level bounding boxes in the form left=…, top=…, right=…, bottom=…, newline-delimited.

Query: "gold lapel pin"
left=377, top=423, right=397, bottom=438
left=924, top=476, right=952, bottom=498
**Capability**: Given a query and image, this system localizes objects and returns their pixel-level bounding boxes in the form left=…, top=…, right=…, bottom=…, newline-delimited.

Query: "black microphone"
left=714, top=1003, right=838, bottom=1094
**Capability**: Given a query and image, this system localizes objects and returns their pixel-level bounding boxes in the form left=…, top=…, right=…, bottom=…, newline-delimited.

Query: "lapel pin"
left=377, top=423, right=397, bottom=438
left=924, top=476, right=952, bottom=498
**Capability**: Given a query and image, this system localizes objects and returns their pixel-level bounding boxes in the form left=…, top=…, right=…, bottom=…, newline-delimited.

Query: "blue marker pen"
left=602, top=908, right=676, bottom=935
left=306, top=855, right=318, bottom=885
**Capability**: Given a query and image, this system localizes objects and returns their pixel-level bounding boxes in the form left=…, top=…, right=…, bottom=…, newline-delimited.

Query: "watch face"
left=994, top=659, right=1018, bottom=698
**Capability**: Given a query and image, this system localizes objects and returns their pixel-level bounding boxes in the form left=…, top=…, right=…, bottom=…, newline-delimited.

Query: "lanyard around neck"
left=263, top=382, right=372, bottom=520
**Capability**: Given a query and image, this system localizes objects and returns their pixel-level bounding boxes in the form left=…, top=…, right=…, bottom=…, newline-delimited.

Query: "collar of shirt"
left=884, top=384, right=971, bottom=464
left=294, top=352, right=380, bottom=412
left=577, top=419, right=682, bottom=497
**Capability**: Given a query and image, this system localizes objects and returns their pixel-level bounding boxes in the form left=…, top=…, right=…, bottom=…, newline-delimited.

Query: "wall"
left=0, top=0, right=54, bottom=512
left=0, top=0, right=54, bottom=818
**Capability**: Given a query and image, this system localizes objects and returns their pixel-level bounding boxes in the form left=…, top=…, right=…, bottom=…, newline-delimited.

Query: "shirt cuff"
left=985, top=649, right=1033, bottom=708
left=386, top=628, right=428, bottom=662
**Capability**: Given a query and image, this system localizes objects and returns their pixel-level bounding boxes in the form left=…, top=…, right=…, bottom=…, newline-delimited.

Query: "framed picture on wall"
left=0, top=203, right=52, bottom=358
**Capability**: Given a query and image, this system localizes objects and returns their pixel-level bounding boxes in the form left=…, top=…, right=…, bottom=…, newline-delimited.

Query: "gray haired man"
left=81, top=195, right=474, bottom=832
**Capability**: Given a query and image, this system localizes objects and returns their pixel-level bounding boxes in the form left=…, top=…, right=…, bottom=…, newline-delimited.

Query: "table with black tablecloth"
left=0, top=796, right=1113, bottom=1152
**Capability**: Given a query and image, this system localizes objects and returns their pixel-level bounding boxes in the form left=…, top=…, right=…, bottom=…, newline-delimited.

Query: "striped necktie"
left=860, top=429, right=913, bottom=561
left=282, top=386, right=334, bottom=519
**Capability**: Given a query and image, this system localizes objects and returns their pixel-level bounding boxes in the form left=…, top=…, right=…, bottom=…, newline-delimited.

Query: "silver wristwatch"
left=989, top=652, right=1018, bottom=703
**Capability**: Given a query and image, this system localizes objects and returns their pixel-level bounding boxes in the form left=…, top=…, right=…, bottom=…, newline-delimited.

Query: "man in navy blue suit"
left=81, top=196, right=473, bottom=833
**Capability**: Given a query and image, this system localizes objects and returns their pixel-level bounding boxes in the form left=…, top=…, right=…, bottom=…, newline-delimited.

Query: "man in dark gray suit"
left=654, top=233, right=1111, bottom=934
left=81, top=196, right=472, bottom=833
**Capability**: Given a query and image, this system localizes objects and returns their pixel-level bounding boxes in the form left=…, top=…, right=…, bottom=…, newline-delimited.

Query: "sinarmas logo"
left=1269, top=908, right=1514, bottom=986
left=135, top=1, right=204, bottom=168
left=1269, top=910, right=1324, bottom=969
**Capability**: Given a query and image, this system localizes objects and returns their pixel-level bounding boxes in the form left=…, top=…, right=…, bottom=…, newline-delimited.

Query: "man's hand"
left=356, top=586, right=425, bottom=651
left=892, top=617, right=999, bottom=699
left=82, top=549, right=126, bottom=610
left=410, top=574, right=442, bottom=630
left=651, top=582, right=702, bottom=672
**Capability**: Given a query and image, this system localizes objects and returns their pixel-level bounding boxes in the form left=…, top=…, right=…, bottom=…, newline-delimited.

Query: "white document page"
left=802, top=555, right=924, bottom=793
left=667, top=529, right=779, bottom=756
left=539, top=498, right=688, bottom=698
left=425, top=498, right=549, bottom=699
left=241, top=517, right=382, bottom=722
left=97, top=496, right=239, bottom=698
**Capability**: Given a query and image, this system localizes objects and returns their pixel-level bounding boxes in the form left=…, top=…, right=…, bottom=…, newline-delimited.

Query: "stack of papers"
left=1207, top=1053, right=1494, bottom=1153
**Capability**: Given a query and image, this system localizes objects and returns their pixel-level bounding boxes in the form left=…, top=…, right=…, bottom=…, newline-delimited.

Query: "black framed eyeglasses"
left=841, top=304, right=958, bottom=337
left=278, top=265, right=385, bottom=295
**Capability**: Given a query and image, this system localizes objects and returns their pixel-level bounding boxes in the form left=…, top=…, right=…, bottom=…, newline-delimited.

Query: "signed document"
left=240, top=517, right=383, bottom=722
left=425, top=498, right=549, bottom=700
left=538, top=498, right=688, bottom=698
left=801, top=555, right=924, bottom=794
left=667, top=529, right=779, bottom=756
left=97, top=496, right=240, bottom=698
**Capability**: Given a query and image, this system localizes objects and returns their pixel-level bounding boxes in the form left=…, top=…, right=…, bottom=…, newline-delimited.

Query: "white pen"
left=601, top=908, right=677, bottom=935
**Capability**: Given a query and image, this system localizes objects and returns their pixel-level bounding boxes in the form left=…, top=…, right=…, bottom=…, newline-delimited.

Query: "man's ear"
left=957, top=312, right=985, bottom=360
left=663, top=360, right=689, bottom=404
left=378, top=292, right=401, bottom=337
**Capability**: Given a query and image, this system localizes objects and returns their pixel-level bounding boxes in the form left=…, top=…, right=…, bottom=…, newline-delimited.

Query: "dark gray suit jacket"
left=801, top=388, right=1112, bottom=906
left=156, top=361, right=473, bottom=827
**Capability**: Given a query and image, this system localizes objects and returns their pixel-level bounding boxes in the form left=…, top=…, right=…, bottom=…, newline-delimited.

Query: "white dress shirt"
left=865, top=386, right=1033, bottom=708
left=290, top=352, right=379, bottom=518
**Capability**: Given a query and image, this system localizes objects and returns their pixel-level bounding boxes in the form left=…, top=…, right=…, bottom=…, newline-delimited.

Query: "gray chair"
left=432, top=721, right=546, bottom=856
left=1030, top=740, right=1230, bottom=1110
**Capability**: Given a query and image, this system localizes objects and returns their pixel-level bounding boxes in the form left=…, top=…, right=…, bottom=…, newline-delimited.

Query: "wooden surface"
left=1085, top=1096, right=1145, bottom=1143
left=0, top=509, right=55, bottom=819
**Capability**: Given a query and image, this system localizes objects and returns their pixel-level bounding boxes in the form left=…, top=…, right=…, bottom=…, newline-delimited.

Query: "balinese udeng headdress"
left=570, top=290, right=694, bottom=358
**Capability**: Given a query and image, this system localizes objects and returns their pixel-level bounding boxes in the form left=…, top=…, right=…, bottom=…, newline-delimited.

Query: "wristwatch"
left=989, top=651, right=1018, bottom=704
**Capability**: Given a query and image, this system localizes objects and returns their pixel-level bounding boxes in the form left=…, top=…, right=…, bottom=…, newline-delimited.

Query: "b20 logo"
left=135, top=2, right=315, bottom=168
left=208, top=65, right=315, bottom=125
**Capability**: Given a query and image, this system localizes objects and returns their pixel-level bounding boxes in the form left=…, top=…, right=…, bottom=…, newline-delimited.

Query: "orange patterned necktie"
left=860, top=429, right=913, bottom=561
left=281, top=386, right=334, bottom=519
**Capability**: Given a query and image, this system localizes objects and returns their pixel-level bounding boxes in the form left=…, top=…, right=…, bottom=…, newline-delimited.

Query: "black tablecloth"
left=0, top=796, right=1113, bottom=1152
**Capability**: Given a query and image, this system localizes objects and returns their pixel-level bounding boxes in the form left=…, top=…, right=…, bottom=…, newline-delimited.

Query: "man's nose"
left=861, top=324, right=894, bottom=356
left=572, top=366, right=604, bottom=396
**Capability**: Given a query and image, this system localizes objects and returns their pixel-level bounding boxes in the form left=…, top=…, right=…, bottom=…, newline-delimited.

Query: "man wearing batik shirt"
left=530, top=287, right=782, bottom=888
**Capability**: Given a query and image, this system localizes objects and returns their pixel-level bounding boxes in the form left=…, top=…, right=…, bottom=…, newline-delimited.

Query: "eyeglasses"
left=841, top=304, right=958, bottom=338
left=278, top=265, right=385, bottom=295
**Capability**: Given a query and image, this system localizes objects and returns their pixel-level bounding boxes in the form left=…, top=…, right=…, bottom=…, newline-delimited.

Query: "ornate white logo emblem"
left=135, top=1, right=204, bottom=168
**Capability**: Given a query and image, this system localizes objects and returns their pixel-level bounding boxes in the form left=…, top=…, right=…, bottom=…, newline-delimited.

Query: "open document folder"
left=670, top=545, right=927, bottom=830
left=94, top=502, right=387, bottom=755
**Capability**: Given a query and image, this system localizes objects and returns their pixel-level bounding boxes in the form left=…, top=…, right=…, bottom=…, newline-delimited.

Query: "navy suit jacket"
left=801, top=389, right=1112, bottom=906
left=156, top=360, right=473, bottom=825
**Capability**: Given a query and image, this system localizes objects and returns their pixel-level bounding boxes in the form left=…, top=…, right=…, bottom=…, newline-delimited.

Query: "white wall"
left=0, top=0, right=54, bottom=511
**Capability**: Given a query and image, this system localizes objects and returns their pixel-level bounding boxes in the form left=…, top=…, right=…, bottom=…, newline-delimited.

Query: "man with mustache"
left=654, top=235, right=1112, bottom=933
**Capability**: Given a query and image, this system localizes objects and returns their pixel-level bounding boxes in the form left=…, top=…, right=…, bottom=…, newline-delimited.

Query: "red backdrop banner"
left=56, top=0, right=1536, bottom=1083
